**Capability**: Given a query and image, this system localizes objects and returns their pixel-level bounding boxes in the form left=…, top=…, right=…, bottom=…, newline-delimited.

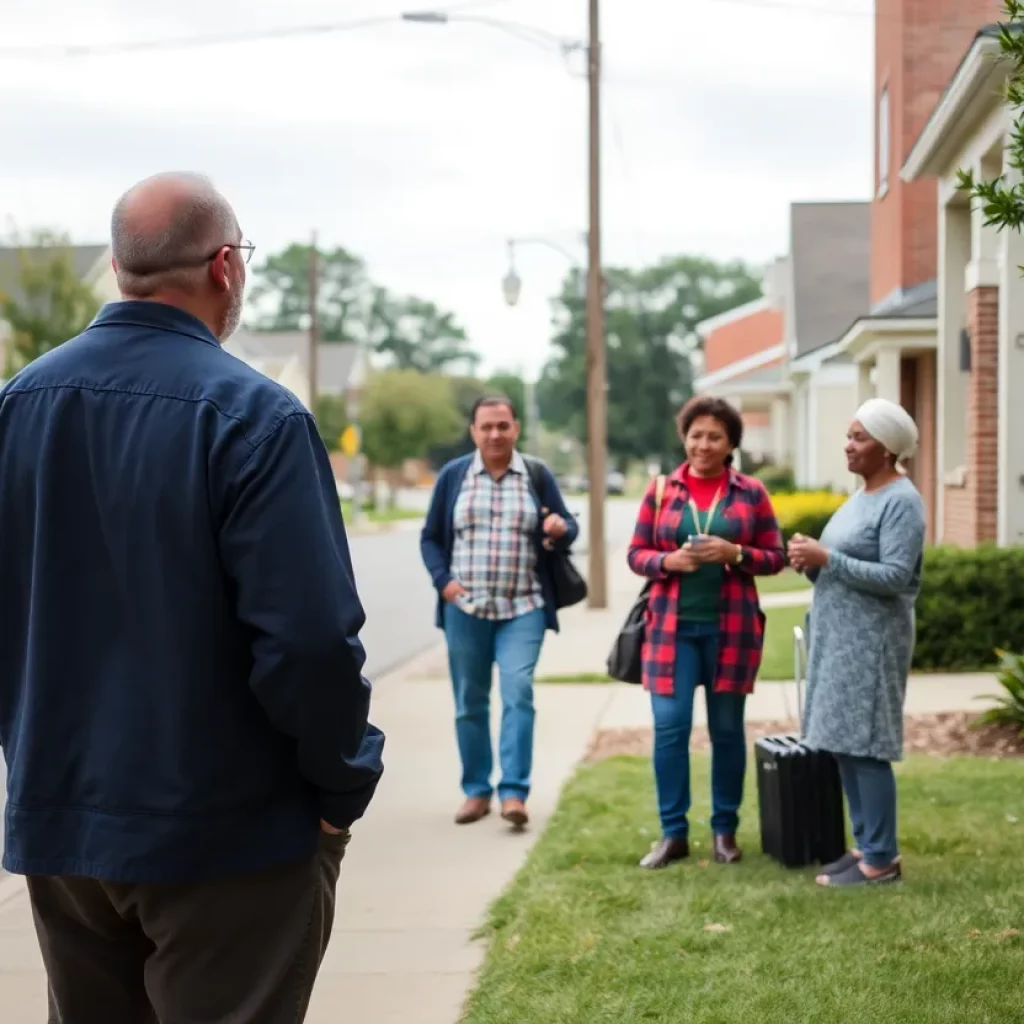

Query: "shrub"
left=914, top=545, right=1024, bottom=671
left=973, top=649, right=1024, bottom=734
left=770, top=491, right=846, bottom=545
left=755, top=464, right=797, bottom=494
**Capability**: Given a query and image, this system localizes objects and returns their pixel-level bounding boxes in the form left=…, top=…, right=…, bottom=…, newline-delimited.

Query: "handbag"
left=523, top=457, right=588, bottom=610
left=606, top=474, right=666, bottom=684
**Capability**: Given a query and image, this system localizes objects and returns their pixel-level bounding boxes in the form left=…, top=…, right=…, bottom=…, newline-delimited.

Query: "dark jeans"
left=834, top=754, right=899, bottom=868
left=27, top=830, right=350, bottom=1024
left=443, top=605, right=546, bottom=802
left=650, top=622, right=747, bottom=840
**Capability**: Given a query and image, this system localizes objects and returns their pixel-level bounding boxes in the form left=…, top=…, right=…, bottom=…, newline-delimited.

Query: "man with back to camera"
left=0, top=172, right=384, bottom=1023
left=421, top=396, right=577, bottom=829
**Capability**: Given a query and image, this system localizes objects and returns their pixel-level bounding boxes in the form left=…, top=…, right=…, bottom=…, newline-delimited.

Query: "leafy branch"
left=957, top=4, right=1024, bottom=232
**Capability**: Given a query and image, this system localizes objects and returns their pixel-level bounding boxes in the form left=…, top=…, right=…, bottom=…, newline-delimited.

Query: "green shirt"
left=676, top=503, right=734, bottom=623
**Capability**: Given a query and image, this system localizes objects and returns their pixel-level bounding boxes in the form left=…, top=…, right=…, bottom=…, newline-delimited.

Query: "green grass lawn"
left=758, top=603, right=808, bottom=681
left=462, top=755, right=1024, bottom=1024
left=340, top=501, right=422, bottom=525
left=537, top=603, right=806, bottom=685
left=757, top=569, right=812, bottom=595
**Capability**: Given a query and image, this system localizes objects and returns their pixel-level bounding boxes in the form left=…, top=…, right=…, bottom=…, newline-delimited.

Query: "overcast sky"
left=0, top=0, right=874, bottom=376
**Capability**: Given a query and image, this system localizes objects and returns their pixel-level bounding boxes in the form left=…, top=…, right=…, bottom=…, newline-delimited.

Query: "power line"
left=0, top=0, right=926, bottom=61
left=0, top=0, right=515, bottom=60
left=0, top=14, right=397, bottom=59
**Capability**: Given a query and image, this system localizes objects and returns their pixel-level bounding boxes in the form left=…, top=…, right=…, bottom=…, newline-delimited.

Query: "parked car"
left=606, top=471, right=626, bottom=495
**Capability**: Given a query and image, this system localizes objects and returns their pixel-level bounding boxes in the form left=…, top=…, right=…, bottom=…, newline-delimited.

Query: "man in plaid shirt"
left=421, top=396, right=578, bottom=828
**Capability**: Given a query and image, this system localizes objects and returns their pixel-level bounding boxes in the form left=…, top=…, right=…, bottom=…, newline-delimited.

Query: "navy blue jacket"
left=419, top=453, right=579, bottom=633
left=0, top=301, right=384, bottom=884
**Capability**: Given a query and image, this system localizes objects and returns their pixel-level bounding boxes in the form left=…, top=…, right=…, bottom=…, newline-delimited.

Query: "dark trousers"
left=834, top=754, right=899, bottom=869
left=650, top=622, right=747, bottom=840
left=27, top=830, right=350, bottom=1024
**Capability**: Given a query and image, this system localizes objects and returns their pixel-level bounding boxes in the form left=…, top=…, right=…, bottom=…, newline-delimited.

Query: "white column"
left=937, top=197, right=971, bottom=542
left=770, top=396, right=790, bottom=466
left=998, top=157, right=1024, bottom=545
left=874, top=347, right=902, bottom=404
left=855, top=359, right=873, bottom=408
left=966, top=158, right=1001, bottom=293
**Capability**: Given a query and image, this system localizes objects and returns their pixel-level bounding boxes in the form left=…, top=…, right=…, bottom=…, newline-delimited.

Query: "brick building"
left=692, top=268, right=788, bottom=468
left=779, top=0, right=1002, bottom=541
left=903, top=24, right=1024, bottom=547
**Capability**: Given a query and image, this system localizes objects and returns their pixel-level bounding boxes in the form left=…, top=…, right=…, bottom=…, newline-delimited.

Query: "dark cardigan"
left=419, top=453, right=579, bottom=633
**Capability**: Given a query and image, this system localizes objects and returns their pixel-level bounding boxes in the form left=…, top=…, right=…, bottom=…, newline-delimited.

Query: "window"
left=878, top=86, right=890, bottom=197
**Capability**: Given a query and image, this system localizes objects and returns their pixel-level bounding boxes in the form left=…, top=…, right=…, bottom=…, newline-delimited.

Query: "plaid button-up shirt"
left=627, top=465, right=785, bottom=696
left=450, top=449, right=544, bottom=621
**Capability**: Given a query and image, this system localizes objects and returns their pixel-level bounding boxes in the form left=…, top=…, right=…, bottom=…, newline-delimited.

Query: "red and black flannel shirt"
left=627, top=464, right=785, bottom=697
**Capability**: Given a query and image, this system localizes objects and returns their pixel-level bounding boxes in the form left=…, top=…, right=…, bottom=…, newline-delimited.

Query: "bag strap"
left=522, top=455, right=545, bottom=506
left=653, top=474, right=666, bottom=535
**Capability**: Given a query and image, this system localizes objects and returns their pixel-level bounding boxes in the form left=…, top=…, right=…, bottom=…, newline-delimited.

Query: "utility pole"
left=585, top=0, right=607, bottom=609
left=308, top=230, right=319, bottom=410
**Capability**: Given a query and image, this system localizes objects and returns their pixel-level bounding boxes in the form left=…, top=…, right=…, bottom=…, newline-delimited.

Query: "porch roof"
left=902, top=27, right=1008, bottom=181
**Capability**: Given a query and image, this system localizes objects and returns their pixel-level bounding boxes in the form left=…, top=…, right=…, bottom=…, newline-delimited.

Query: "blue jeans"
left=443, top=605, right=546, bottom=802
left=650, top=622, right=747, bottom=839
left=834, top=754, right=899, bottom=868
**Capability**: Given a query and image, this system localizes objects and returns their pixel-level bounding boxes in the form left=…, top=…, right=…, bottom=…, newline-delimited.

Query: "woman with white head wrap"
left=787, top=398, right=926, bottom=888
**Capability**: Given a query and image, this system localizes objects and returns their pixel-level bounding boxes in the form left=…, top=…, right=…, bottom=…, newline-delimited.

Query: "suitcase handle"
left=793, top=625, right=806, bottom=724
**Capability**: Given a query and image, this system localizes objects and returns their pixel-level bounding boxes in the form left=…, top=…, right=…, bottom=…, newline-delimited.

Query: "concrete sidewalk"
left=0, top=658, right=617, bottom=1024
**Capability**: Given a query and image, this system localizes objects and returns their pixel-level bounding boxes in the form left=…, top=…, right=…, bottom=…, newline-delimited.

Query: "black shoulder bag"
left=606, top=474, right=666, bottom=684
left=523, top=457, right=588, bottom=610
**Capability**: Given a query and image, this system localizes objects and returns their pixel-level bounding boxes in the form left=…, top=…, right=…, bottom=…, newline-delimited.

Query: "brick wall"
left=915, top=350, right=937, bottom=544
left=702, top=307, right=783, bottom=375
left=942, top=287, right=999, bottom=546
left=900, top=352, right=937, bottom=543
left=871, top=0, right=1003, bottom=305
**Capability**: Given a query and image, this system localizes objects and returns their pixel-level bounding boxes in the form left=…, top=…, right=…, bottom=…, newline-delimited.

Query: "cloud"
left=0, top=0, right=877, bottom=373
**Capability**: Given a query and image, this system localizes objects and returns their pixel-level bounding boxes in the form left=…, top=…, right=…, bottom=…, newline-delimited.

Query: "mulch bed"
left=584, top=711, right=1024, bottom=763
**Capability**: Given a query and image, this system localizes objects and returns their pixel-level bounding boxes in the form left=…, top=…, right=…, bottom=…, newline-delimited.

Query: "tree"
left=360, top=369, right=462, bottom=503
left=314, top=393, right=349, bottom=452
left=537, top=256, right=762, bottom=469
left=957, top=7, right=1024, bottom=229
left=247, top=243, right=368, bottom=342
left=0, top=230, right=101, bottom=375
left=367, top=288, right=479, bottom=375
left=247, top=243, right=479, bottom=374
left=426, top=375, right=488, bottom=468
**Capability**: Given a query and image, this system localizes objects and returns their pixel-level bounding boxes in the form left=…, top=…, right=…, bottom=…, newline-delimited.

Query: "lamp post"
left=402, top=5, right=607, bottom=608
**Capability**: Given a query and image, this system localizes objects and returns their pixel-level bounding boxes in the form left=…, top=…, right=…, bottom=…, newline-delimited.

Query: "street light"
left=402, top=7, right=606, bottom=608
left=501, top=236, right=584, bottom=307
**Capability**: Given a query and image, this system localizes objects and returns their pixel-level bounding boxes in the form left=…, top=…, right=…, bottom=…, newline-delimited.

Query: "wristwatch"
left=733, top=545, right=744, bottom=565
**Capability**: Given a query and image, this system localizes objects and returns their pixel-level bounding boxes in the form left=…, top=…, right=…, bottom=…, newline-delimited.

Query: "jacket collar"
left=670, top=462, right=743, bottom=492
left=470, top=448, right=526, bottom=476
left=88, top=301, right=222, bottom=349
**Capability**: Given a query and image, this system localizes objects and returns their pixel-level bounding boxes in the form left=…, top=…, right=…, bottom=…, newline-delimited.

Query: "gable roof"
left=790, top=202, right=871, bottom=354
left=902, top=26, right=1009, bottom=181
left=0, top=244, right=108, bottom=306
left=228, top=329, right=359, bottom=394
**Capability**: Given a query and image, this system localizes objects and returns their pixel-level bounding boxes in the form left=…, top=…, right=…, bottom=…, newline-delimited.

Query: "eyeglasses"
left=213, top=240, right=255, bottom=265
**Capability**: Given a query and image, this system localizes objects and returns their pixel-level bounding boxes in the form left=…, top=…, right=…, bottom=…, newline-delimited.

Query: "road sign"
left=340, top=424, right=361, bottom=458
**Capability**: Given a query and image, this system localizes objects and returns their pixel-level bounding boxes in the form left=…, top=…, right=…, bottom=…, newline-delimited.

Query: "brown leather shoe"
left=500, top=798, right=529, bottom=828
left=639, top=837, right=689, bottom=869
left=454, top=797, right=491, bottom=825
left=712, top=834, right=742, bottom=864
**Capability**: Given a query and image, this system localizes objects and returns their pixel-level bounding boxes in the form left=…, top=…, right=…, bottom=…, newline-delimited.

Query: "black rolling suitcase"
left=755, top=625, right=846, bottom=869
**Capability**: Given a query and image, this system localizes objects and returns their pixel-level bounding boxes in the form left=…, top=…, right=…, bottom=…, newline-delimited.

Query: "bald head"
left=111, top=173, right=240, bottom=298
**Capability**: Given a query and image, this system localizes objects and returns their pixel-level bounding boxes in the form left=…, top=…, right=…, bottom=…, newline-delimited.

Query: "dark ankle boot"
left=640, top=837, right=689, bottom=869
left=712, top=834, right=742, bottom=864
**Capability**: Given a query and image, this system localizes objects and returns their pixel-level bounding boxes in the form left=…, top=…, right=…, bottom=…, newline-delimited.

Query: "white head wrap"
left=853, top=398, right=918, bottom=462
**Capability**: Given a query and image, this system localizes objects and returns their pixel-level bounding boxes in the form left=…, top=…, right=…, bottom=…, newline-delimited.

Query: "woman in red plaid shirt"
left=628, top=396, right=785, bottom=869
